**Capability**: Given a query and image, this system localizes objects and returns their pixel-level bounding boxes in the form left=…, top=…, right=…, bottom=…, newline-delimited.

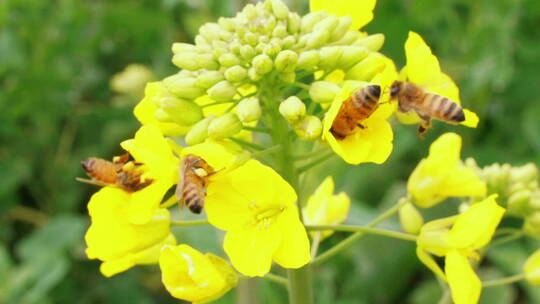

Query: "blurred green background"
left=1, top=0, right=540, bottom=303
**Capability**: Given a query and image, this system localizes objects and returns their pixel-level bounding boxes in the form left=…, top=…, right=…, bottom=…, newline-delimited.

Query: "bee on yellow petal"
left=390, top=81, right=465, bottom=137
left=176, top=154, right=216, bottom=214
left=80, top=152, right=153, bottom=192
left=330, top=85, right=382, bottom=139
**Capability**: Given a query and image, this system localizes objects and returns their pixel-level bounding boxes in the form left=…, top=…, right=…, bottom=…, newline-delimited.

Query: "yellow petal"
left=404, top=31, right=442, bottom=87
left=425, top=73, right=460, bottom=104
left=223, top=224, right=282, bottom=277
left=273, top=206, right=311, bottom=268
left=448, top=195, right=505, bottom=250
left=310, top=0, right=377, bottom=30
left=159, top=244, right=236, bottom=303
left=524, top=249, right=540, bottom=285
left=445, top=250, right=481, bottom=304
left=417, top=229, right=452, bottom=257
left=416, top=247, right=446, bottom=281
left=181, top=140, right=237, bottom=171
left=206, top=177, right=253, bottom=231
left=438, top=166, right=487, bottom=199
left=461, top=109, right=479, bottom=128
left=127, top=179, right=172, bottom=225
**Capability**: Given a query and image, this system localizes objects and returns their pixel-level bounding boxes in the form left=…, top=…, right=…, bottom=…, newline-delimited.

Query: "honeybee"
left=176, top=154, right=215, bottom=214
left=79, top=153, right=152, bottom=192
left=330, top=85, right=382, bottom=139
left=390, top=81, right=465, bottom=136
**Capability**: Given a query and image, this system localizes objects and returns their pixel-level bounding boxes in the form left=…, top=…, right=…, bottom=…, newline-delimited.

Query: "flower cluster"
left=79, top=0, right=540, bottom=303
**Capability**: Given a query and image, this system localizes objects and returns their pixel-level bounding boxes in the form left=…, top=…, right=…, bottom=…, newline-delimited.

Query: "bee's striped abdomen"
left=425, top=93, right=465, bottom=123
left=81, top=158, right=118, bottom=184
left=182, top=178, right=205, bottom=214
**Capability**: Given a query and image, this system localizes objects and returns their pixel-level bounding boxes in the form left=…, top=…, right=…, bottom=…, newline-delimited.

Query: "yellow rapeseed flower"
left=310, top=0, right=377, bottom=30
left=302, top=176, right=350, bottom=239
left=159, top=244, right=238, bottom=303
left=322, top=56, right=397, bottom=165
left=397, top=31, right=479, bottom=128
left=408, top=132, right=486, bottom=208
left=205, top=160, right=310, bottom=277
left=416, top=195, right=505, bottom=304
left=524, top=249, right=540, bottom=285
left=120, top=124, right=180, bottom=224
left=134, top=82, right=189, bottom=136
left=85, top=187, right=176, bottom=277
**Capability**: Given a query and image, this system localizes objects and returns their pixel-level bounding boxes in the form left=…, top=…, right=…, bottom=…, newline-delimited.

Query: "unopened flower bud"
left=398, top=200, right=424, bottom=235
left=507, top=189, right=533, bottom=216
left=208, top=80, right=237, bottom=102
left=270, top=0, right=289, bottom=19
left=280, top=96, right=306, bottom=123
left=275, top=50, right=298, bottom=72
left=218, top=17, right=236, bottom=31
left=248, top=67, right=262, bottom=81
left=524, top=212, right=540, bottom=238
left=195, top=35, right=210, bottom=47
left=280, top=71, right=296, bottom=83
left=524, top=249, right=540, bottom=285
left=243, top=32, right=258, bottom=46
left=195, top=71, right=224, bottom=89
left=337, top=46, right=369, bottom=69
left=252, top=54, right=273, bottom=75
left=219, top=53, right=241, bottom=67
left=208, top=113, right=242, bottom=139
left=353, top=33, right=386, bottom=52
left=199, top=23, right=222, bottom=41
left=240, top=45, right=256, bottom=60
left=263, top=42, right=282, bottom=58
left=333, top=30, right=360, bottom=46
left=309, top=81, right=341, bottom=104
left=163, top=75, right=205, bottom=99
left=294, top=115, right=322, bottom=140
left=306, top=30, right=330, bottom=49
left=318, top=46, right=343, bottom=70
left=237, top=97, right=261, bottom=122
left=225, top=65, right=248, bottom=83
left=185, top=115, right=216, bottom=146
left=313, top=15, right=339, bottom=35
left=346, top=53, right=386, bottom=81
left=282, top=36, right=296, bottom=49
left=297, top=50, right=320, bottom=70
left=159, top=97, right=203, bottom=126
left=301, top=11, right=327, bottom=33
left=171, top=42, right=197, bottom=54
left=272, top=24, right=287, bottom=38
left=287, top=13, right=301, bottom=34
left=329, top=16, right=353, bottom=42
left=511, top=163, right=538, bottom=184
left=172, top=52, right=199, bottom=70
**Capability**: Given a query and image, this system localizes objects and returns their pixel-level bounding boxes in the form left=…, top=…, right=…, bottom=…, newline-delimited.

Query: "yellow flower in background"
left=303, top=176, right=350, bottom=239
left=120, top=124, right=180, bottom=224
left=408, top=133, right=486, bottom=208
left=524, top=249, right=540, bottom=285
left=397, top=31, right=479, bottom=128
left=134, top=82, right=189, bottom=136
left=322, top=57, right=397, bottom=165
left=159, top=244, right=237, bottom=304
left=416, top=195, right=505, bottom=304
left=310, top=0, right=377, bottom=30
left=205, top=160, right=310, bottom=277
left=85, top=187, right=176, bottom=277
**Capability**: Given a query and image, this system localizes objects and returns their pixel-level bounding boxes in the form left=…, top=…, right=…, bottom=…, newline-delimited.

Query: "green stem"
left=310, top=232, right=321, bottom=259
left=312, top=199, right=408, bottom=265
left=298, top=151, right=335, bottom=173
left=305, top=225, right=417, bottom=242
left=482, top=273, right=526, bottom=287
left=291, top=82, right=311, bottom=90
left=287, top=267, right=313, bottom=304
left=170, top=220, right=209, bottom=227
left=263, top=273, right=288, bottom=287
left=251, top=145, right=283, bottom=158
left=230, top=137, right=266, bottom=151
left=489, top=231, right=524, bottom=248
left=242, top=125, right=272, bottom=133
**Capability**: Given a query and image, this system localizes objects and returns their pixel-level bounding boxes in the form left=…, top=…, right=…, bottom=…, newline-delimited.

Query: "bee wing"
left=75, top=177, right=109, bottom=187
left=175, top=159, right=186, bottom=203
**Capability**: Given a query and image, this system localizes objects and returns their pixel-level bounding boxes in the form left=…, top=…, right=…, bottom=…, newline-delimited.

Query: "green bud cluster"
left=149, top=0, right=388, bottom=144
left=466, top=159, right=540, bottom=237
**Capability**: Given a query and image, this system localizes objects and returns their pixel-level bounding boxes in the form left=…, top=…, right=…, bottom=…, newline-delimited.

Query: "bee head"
left=390, top=81, right=402, bottom=99
left=368, top=85, right=381, bottom=98
left=81, top=159, right=92, bottom=172
left=189, top=204, right=203, bottom=214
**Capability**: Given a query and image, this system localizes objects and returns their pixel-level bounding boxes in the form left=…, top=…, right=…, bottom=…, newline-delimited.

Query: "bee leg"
left=417, top=115, right=432, bottom=139
left=357, top=123, right=367, bottom=129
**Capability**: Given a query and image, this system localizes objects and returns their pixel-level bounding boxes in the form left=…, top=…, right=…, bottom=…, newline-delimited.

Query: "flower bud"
left=333, top=30, right=360, bottom=46
left=353, top=33, right=386, bottom=52
left=263, top=42, right=282, bottom=58
left=309, top=81, right=342, bottom=104
left=163, top=75, right=205, bottom=99
left=301, top=11, right=327, bottom=33
left=208, top=113, right=242, bottom=139
left=219, top=53, right=241, bottom=67
left=305, top=30, right=330, bottom=49
left=218, top=17, right=236, bottom=31
left=252, top=54, right=273, bottom=75
left=279, top=96, right=306, bottom=123
left=248, top=67, right=262, bottom=81
left=274, top=50, right=298, bottom=72
left=287, top=13, right=301, bottom=34
left=507, top=189, right=533, bottom=216
left=294, top=115, right=322, bottom=141
left=313, top=15, right=339, bottom=35
left=524, top=249, right=540, bottom=285
left=195, top=71, right=224, bottom=89
left=199, top=23, right=222, bottom=41
left=243, top=32, right=258, bottom=46
left=270, top=0, right=289, bottom=19
left=242, top=3, right=257, bottom=20
left=171, top=42, right=197, bottom=54
left=346, top=53, right=386, bottom=81
left=399, top=200, right=424, bottom=235
left=185, top=115, right=215, bottom=146
left=159, top=97, right=203, bottom=126
left=511, top=163, right=538, bottom=184
left=272, top=24, right=287, bottom=38
left=318, top=46, right=343, bottom=70
left=280, top=71, right=296, bottom=83
left=297, top=50, right=320, bottom=70
left=282, top=35, right=296, bottom=49
left=524, top=212, right=540, bottom=239
left=207, top=80, right=237, bottom=102
left=240, top=45, right=256, bottom=60
left=236, top=97, right=261, bottom=122
left=171, top=53, right=199, bottom=70
left=224, top=65, right=248, bottom=83
left=337, top=46, right=369, bottom=69
left=329, top=16, right=353, bottom=42
left=195, top=35, right=210, bottom=47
